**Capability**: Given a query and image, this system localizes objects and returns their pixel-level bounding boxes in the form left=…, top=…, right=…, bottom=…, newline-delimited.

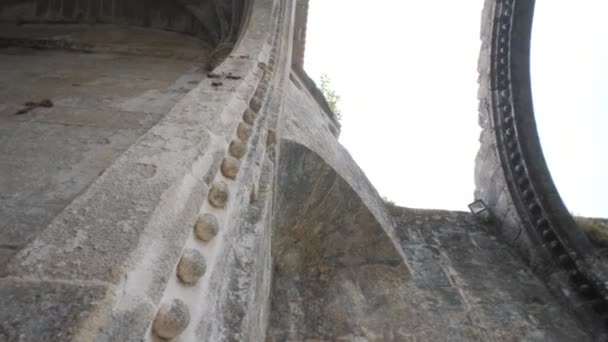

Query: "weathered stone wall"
left=269, top=142, right=412, bottom=340
left=390, top=207, right=599, bottom=340
left=268, top=142, right=598, bottom=340
left=264, top=62, right=601, bottom=340
left=0, top=46, right=206, bottom=269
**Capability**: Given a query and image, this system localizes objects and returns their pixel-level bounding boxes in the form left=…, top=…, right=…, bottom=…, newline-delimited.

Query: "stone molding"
left=476, top=0, right=608, bottom=328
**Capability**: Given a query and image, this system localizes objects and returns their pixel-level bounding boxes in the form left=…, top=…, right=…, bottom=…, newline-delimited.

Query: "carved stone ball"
left=254, top=87, right=266, bottom=101
left=258, top=80, right=269, bottom=94
left=177, top=249, right=207, bottom=285
left=229, top=139, right=247, bottom=159
left=194, top=213, right=219, bottom=242
left=221, top=156, right=240, bottom=180
left=237, top=122, right=253, bottom=141
left=250, top=96, right=262, bottom=113
left=243, top=108, right=256, bottom=125
left=208, top=181, right=229, bottom=208
left=152, top=299, right=190, bottom=339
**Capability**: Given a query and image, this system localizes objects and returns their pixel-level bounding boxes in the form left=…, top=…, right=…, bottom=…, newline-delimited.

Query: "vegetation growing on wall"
left=575, top=216, right=608, bottom=247
left=319, top=74, right=342, bottom=120
left=382, top=196, right=396, bottom=206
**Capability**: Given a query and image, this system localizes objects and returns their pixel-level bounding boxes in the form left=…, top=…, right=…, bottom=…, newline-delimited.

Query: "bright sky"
left=305, top=1, right=606, bottom=218
left=531, top=0, right=608, bottom=218
left=305, top=0, right=484, bottom=211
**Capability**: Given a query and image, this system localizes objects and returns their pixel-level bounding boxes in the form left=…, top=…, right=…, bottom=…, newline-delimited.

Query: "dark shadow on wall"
left=0, top=0, right=246, bottom=46
left=0, top=1, right=250, bottom=69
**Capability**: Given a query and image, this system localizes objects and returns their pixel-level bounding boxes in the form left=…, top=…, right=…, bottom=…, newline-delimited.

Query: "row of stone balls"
left=150, top=213, right=221, bottom=339
left=150, top=66, right=272, bottom=340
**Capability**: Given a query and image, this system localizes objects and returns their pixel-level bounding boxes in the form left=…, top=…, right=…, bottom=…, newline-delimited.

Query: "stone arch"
left=269, top=140, right=412, bottom=340
left=476, top=0, right=608, bottom=325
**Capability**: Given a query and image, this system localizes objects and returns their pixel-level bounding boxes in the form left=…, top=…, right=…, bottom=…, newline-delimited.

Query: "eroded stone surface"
left=0, top=47, right=204, bottom=270
left=0, top=278, right=107, bottom=342
left=269, top=142, right=410, bottom=340
left=390, top=207, right=596, bottom=341
left=267, top=132, right=596, bottom=341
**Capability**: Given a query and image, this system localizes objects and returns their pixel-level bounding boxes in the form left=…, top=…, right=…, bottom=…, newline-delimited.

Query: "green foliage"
left=382, top=196, right=396, bottom=206
left=319, top=74, right=342, bottom=120
left=574, top=216, right=608, bottom=247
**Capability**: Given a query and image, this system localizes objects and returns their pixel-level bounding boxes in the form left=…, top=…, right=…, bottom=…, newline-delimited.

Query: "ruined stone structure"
left=0, top=0, right=606, bottom=340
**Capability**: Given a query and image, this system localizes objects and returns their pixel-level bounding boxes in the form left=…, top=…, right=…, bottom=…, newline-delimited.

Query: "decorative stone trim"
left=152, top=299, right=191, bottom=339
left=237, top=122, right=253, bottom=141
left=229, top=138, right=248, bottom=159
left=148, top=0, right=287, bottom=339
left=208, top=181, right=230, bottom=208
left=194, top=213, right=220, bottom=242
left=479, top=0, right=608, bottom=326
left=221, top=157, right=241, bottom=180
left=177, top=249, right=207, bottom=285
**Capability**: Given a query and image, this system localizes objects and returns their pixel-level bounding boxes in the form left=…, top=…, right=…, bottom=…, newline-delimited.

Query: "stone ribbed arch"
left=476, top=0, right=608, bottom=329
left=269, top=140, right=412, bottom=340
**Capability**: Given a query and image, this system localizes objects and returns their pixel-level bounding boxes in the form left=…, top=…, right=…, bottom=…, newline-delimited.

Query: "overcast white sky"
left=304, top=0, right=606, bottom=218
left=532, top=0, right=608, bottom=218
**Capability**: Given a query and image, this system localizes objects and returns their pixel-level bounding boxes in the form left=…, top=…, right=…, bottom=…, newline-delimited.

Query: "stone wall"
left=0, top=46, right=207, bottom=270
left=268, top=142, right=598, bottom=340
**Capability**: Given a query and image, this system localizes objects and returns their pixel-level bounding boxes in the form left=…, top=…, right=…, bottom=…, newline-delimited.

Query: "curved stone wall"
left=476, top=0, right=608, bottom=329
left=0, top=0, right=246, bottom=45
left=0, top=0, right=282, bottom=339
